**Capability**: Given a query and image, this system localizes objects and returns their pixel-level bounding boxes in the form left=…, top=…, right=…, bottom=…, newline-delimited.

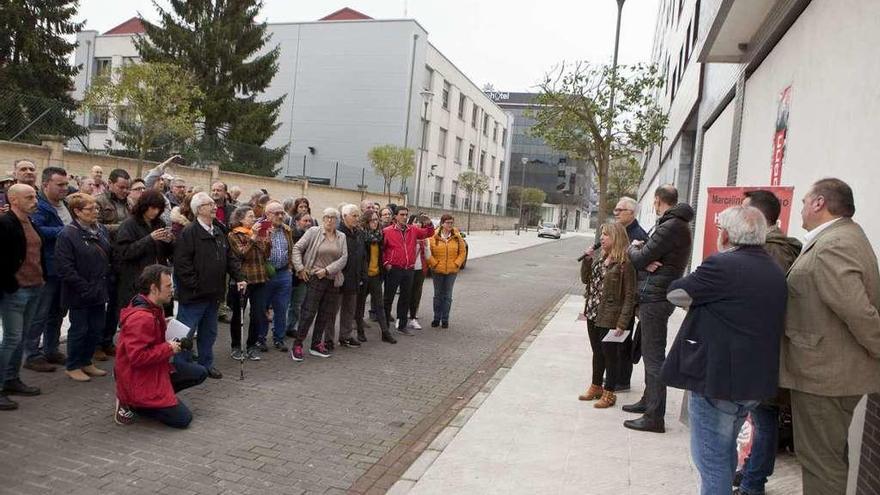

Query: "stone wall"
left=0, top=138, right=401, bottom=212
left=415, top=206, right=518, bottom=232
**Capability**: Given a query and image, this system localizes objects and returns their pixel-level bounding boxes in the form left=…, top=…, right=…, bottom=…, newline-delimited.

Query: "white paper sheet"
left=601, top=330, right=630, bottom=343
left=165, top=318, right=191, bottom=340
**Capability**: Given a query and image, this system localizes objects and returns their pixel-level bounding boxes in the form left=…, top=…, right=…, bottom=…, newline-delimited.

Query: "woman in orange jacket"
left=427, top=214, right=467, bottom=328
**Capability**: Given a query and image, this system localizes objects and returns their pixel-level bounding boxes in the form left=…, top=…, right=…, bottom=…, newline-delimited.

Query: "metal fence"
left=0, top=90, right=85, bottom=145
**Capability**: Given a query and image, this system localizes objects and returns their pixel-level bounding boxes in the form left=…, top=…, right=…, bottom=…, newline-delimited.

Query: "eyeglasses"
left=613, top=208, right=633, bottom=213
left=79, top=205, right=98, bottom=212
left=131, top=187, right=146, bottom=192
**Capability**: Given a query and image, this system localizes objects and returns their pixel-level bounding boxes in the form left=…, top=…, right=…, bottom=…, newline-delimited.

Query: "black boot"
left=356, top=322, right=367, bottom=342
left=623, top=415, right=665, bottom=433
left=381, top=330, right=397, bottom=344
left=622, top=398, right=647, bottom=414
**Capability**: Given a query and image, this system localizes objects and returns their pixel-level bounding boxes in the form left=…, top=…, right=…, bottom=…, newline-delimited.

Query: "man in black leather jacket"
left=621, top=185, right=694, bottom=433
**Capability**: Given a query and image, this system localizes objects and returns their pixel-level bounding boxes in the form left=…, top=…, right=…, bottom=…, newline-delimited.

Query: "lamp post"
left=602, top=0, right=625, bottom=223
left=517, top=156, right=528, bottom=235
left=414, top=89, right=434, bottom=208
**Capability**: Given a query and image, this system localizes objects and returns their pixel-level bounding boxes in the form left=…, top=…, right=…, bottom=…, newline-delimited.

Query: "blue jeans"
left=0, top=287, right=42, bottom=385
left=432, top=273, right=457, bottom=322
left=176, top=301, right=220, bottom=369
left=66, top=304, right=106, bottom=370
left=286, top=282, right=308, bottom=333
left=740, top=404, right=779, bottom=494
left=261, top=269, right=292, bottom=343
left=134, top=360, right=208, bottom=429
left=688, top=392, right=760, bottom=495
left=25, top=278, right=65, bottom=361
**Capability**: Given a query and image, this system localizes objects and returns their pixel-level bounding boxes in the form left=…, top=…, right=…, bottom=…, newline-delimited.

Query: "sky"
left=73, top=0, right=660, bottom=92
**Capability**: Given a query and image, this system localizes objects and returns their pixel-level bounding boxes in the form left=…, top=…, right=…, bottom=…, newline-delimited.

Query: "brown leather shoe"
left=103, top=346, right=116, bottom=357
left=23, top=357, right=56, bottom=373
left=595, top=391, right=617, bottom=409
left=83, top=364, right=108, bottom=377
left=65, top=369, right=91, bottom=382
left=93, top=349, right=108, bottom=361
left=578, top=384, right=604, bottom=401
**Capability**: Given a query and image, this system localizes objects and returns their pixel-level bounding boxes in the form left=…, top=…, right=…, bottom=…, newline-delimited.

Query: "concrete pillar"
left=39, top=135, right=66, bottom=168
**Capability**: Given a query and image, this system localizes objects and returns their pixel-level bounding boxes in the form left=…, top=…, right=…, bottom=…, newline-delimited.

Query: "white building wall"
left=736, top=0, right=880, bottom=253
left=690, top=100, right=733, bottom=262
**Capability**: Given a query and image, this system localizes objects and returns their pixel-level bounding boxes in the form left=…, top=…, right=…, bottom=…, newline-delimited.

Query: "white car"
left=537, top=223, right=561, bottom=239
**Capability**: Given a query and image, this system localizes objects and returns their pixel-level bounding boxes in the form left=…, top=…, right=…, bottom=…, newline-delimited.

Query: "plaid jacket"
left=227, top=229, right=271, bottom=284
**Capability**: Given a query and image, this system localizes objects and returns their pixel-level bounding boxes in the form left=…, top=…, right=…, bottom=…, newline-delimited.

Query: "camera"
left=174, top=337, right=194, bottom=351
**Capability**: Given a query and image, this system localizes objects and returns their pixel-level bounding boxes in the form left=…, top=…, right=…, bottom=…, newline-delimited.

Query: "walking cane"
left=239, top=285, right=247, bottom=381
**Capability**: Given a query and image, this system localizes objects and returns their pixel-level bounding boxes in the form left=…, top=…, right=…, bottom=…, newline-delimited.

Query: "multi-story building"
left=488, top=91, right=592, bottom=230
left=640, top=1, right=880, bottom=491
left=70, top=8, right=512, bottom=215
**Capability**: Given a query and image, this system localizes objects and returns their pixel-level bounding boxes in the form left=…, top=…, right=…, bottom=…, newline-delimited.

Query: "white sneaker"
left=408, top=318, right=422, bottom=330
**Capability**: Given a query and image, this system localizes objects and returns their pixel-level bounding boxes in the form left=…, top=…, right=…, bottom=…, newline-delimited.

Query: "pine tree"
left=136, top=0, right=286, bottom=176
left=0, top=0, right=85, bottom=142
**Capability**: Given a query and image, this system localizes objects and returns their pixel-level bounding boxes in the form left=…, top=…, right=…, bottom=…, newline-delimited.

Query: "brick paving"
left=0, top=237, right=584, bottom=495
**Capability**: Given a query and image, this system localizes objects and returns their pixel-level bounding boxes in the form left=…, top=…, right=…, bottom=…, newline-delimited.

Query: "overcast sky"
left=73, top=0, right=660, bottom=92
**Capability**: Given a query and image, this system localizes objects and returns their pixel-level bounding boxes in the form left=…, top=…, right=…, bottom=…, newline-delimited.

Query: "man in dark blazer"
left=662, top=205, right=787, bottom=495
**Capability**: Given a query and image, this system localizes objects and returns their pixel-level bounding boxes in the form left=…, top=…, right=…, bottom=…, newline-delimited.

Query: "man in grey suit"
left=782, top=178, right=880, bottom=495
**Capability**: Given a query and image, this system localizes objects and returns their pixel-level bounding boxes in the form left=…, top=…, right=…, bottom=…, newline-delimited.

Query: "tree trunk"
left=466, top=190, right=473, bottom=235
left=137, top=134, right=147, bottom=178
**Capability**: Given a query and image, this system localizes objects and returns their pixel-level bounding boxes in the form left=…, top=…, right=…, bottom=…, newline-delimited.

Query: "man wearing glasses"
left=261, top=201, right=295, bottom=352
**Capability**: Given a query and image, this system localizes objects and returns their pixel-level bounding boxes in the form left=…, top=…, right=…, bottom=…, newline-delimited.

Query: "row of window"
left=431, top=128, right=505, bottom=179
left=425, top=66, right=507, bottom=146
left=663, top=0, right=700, bottom=100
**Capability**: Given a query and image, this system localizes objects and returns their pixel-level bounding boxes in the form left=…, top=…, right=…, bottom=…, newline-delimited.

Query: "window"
left=89, top=107, right=109, bottom=129
left=93, top=58, right=112, bottom=80
left=451, top=180, right=458, bottom=207
left=499, top=160, right=505, bottom=179
left=423, top=66, right=434, bottom=90
left=442, top=81, right=450, bottom=110
left=438, top=128, right=448, bottom=157
left=433, top=177, right=444, bottom=207
left=467, top=145, right=475, bottom=168
left=482, top=114, right=490, bottom=136
left=122, top=56, right=139, bottom=66
left=472, top=105, right=479, bottom=128
left=493, top=124, right=498, bottom=142
left=479, top=151, right=486, bottom=173
left=454, top=137, right=463, bottom=164
left=491, top=155, right=496, bottom=176
left=458, top=94, right=466, bottom=119
left=502, top=128, right=507, bottom=147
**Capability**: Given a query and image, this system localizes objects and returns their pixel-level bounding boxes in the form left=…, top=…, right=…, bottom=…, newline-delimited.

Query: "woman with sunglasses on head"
left=355, top=210, right=396, bottom=344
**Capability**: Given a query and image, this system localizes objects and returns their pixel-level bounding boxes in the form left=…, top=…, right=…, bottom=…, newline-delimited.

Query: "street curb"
left=466, top=231, right=593, bottom=263
left=351, top=293, right=571, bottom=494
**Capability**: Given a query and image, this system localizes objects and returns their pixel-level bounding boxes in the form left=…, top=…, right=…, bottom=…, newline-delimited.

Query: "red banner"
left=770, top=85, right=792, bottom=186
left=702, top=186, right=795, bottom=260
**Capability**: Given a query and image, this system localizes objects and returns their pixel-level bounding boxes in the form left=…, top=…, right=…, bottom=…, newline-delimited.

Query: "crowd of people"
left=579, top=180, right=879, bottom=495
left=0, top=156, right=470, bottom=429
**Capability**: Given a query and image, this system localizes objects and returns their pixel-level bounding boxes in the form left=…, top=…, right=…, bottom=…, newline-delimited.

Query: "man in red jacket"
left=382, top=206, right=434, bottom=336
left=113, top=265, right=207, bottom=428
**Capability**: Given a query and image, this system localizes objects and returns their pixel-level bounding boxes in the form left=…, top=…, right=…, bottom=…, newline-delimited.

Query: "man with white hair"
left=260, top=201, right=295, bottom=351
left=173, top=192, right=246, bottom=379
left=661, top=205, right=787, bottom=494
left=90, top=165, right=107, bottom=195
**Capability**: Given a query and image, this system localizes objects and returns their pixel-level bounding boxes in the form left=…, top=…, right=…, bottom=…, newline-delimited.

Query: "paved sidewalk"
left=395, top=295, right=802, bottom=495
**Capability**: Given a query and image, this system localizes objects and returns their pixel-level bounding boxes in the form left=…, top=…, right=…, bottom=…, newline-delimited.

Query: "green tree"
left=529, top=61, right=667, bottom=222
left=606, top=156, right=642, bottom=210
left=136, top=0, right=286, bottom=176
left=0, top=0, right=85, bottom=142
left=521, top=187, right=546, bottom=225
left=83, top=62, right=203, bottom=176
left=458, top=170, right=489, bottom=234
left=368, top=145, right=415, bottom=203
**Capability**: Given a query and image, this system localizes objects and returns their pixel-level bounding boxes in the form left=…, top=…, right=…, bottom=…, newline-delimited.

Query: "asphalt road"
left=0, top=235, right=588, bottom=495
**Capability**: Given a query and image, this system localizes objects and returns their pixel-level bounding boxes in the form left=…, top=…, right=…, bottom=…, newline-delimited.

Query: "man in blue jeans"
left=115, top=265, right=208, bottom=428
left=260, top=201, right=293, bottom=351
left=0, top=184, right=46, bottom=410
left=24, top=166, right=72, bottom=372
left=173, top=192, right=245, bottom=379
left=662, top=205, right=787, bottom=494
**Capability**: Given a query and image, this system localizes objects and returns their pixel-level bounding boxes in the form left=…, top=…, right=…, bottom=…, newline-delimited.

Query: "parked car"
left=431, top=218, right=469, bottom=270
left=537, top=222, right=561, bottom=239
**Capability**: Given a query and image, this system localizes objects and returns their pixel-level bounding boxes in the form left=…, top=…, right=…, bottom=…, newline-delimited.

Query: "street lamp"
left=517, top=156, right=528, bottom=235
left=414, top=89, right=434, bottom=208
left=602, top=0, right=625, bottom=224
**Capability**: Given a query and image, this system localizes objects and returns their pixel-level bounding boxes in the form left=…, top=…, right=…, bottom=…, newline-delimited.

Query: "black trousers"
left=638, top=301, right=675, bottom=420
left=229, top=282, right=265, bottom=350
left=617, top=316, right=637, bottom=387
left=408, top=269, right=426, bottom=320
left=294, top=278, right=341, bottom=347
left=384, top=268, right=414, bottom=330
left=587, top=320, right=620, bottom=392
left=357, top=275, right=388, bottom=333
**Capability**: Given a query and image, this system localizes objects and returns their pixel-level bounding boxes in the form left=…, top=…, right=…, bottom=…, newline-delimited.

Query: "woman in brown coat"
left=579, top=222, right=637, bottom=409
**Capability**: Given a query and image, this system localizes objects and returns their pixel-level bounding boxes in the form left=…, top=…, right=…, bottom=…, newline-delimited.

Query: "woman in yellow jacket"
left=427, top=214, right=467, bottom=329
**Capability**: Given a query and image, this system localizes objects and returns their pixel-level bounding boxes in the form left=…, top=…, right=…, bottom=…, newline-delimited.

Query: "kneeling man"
left=114, top=264, right=207, bottom=428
